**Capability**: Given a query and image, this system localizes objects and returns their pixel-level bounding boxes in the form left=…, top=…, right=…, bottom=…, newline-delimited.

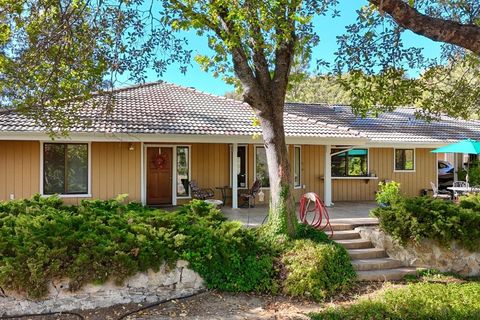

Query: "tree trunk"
left=257, top=106, right=297, bottom=237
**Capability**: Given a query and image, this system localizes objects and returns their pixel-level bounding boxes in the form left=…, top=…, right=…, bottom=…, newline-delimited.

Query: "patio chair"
left=189, top=180, right=215, bottom=200
left=452, top=181, right=469, bottom=199
left=240, top=180, right=261, bottom=208
left=430, top=182, right=451, bottom=200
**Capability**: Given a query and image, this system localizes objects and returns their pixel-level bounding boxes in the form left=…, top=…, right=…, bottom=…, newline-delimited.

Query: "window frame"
left=294, top=145, right=302, bottom=189
left=254, top=145, right=270, bottom=189
left=229, top=144, right=248, bottom=189
left=40, top=141, right=92, bottom=197
left=393, top=148, right=416, bottom=172
left=176, top=145, right=192, bottom=199
left=331, top=148, right=370, bottom=177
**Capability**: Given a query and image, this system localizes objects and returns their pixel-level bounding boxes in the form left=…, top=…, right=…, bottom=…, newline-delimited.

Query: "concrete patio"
left=221, top=201, right=378, bottom=228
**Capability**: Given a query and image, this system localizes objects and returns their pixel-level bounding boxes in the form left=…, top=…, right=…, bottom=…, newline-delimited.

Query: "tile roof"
left=285, top=103, right=480, bottom=143
left=0, top=82, right=360, bottom=139
left=1, top=81, right=480, bottom=144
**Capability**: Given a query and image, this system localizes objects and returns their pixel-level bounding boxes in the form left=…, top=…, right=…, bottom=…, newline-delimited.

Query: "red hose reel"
left=299, top=192, right=333, bottom=237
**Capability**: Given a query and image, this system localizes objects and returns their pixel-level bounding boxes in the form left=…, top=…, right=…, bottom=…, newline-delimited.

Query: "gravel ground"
left=3, top=283, right=387, bottom=320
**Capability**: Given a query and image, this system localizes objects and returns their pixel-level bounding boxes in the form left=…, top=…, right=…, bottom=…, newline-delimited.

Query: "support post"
left=454, top=153, right=458, bottom=182
left=232, top=143, right=238, bottom=209
left=324, top=145, right=333, bottom=206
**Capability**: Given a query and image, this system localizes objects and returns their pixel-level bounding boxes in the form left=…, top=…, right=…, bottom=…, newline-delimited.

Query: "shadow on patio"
left=221, top=201, right=378, bottom=228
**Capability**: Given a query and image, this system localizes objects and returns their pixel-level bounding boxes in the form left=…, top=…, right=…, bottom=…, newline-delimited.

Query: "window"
left=294, top=146, right=301, bottom=188
left=177, top=146, right=190, bottom=197
left=255, top=146, right=269, bottom=187
left=332, top=148, right=368, bottom=177
left=43, top=143, right=88, bottom=195
left=235, top=146, right=248, bottom=188
left=395, top=149, right=415, bottom=171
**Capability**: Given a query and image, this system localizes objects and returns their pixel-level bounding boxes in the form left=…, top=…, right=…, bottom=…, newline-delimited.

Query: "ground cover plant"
left=310, top=276, right=480, bottom=320
left=372, top=182, right=480, bottom=251
left=0, top=195, right=274, bottom=298
left=0, top=195, right=355, bottom=300
left=280, top=239, right=355, bottom=301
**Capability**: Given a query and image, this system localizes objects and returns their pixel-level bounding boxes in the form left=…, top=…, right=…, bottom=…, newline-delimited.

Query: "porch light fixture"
left=128, top=143, right=135, bottom=151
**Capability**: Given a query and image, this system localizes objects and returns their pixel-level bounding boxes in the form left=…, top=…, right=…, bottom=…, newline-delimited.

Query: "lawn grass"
left=310, top=279, right=480, bottom=320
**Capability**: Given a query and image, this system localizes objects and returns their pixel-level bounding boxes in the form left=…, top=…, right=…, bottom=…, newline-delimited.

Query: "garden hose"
left=0, top=311, right=84, bottom=320
left=0, top=290, right=205, bottom=320
left=116, top=290, right=206, bottom=320
left=298, top=192, right=333, bottom=237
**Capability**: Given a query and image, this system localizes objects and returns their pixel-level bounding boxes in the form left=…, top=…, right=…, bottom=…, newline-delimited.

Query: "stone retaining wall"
left=0, top=260, right=204, bottom=316
left=356, top=227, right=480, bottom=276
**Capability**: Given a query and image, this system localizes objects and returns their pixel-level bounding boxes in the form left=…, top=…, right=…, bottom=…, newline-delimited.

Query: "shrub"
left=182, top=222, right=275, bottom=292
left=311, top=282, right=480, bottom=320
left=0, top=196, right=355, bottom=300
left=0, top=196, right=275, bottom=298
left=463, top=161, right=480, bottom=186
left=280, top=238, right=356, bottom=301
left=375, top=181, right=402, bottom=206
left=295, top=223, right=330, bottom=243
left=371, top=190, right=480, bottom=251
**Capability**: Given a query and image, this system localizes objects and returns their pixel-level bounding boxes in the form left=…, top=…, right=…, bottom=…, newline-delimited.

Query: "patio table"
left=447, top=187, right=480, bottom=193
left=216, top=186, right=232, bottom=205
left=204, top=199, right=223, bottom=208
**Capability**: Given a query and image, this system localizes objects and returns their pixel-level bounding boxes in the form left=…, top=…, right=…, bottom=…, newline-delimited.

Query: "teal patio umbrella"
left=432, top=139, right=480, bottom=184
left=431, top=139, right=480, bottom=154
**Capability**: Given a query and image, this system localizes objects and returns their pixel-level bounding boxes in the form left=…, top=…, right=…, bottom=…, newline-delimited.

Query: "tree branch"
left=244, top=1, right=273, bottom=94
left=272, top=5, right=296, bottom=108
left=368, top=0, right=480, bottom=55
left=214, top=4, right=266, bottom=110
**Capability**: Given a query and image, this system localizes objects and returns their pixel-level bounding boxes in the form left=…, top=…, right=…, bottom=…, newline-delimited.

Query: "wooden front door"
left=147, top=147, right=173, bottom=205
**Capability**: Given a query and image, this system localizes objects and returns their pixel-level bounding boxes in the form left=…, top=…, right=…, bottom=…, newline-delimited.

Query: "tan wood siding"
left=177, top=143, right=230, bottom=205
left=88, top=142, right=141, bottom=204
left=301, top=145, right=325, bottom=200
left=0, top=141, right=40, bottom=201
left=64, top=142, right=142, bottom=205
left=332, top=148, right=436, bottom=201
left=0, top=141, right=437, bottom=205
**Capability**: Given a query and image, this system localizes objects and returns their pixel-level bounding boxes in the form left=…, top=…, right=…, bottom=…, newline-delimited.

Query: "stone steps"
left=330, top=223, right=354, bottom=231
left=330, top=230, right=360, bottom=240
left=348, top=248, right=387, bottom=259
left=336, top=239, right=373, bottom=249
left=357, top=268, right=418, bottom=281
left=330, top=219, right=417, bottom=282
left=351, top=258, right=403, bottom=271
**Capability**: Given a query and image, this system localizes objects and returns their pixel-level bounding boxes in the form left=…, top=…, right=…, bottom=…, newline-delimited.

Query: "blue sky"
left=133, top=1, right=442, bottom=96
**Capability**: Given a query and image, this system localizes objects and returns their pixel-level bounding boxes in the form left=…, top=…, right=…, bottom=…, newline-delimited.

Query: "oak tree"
left=338, top=0, right=480, bottom=118
left=161, top=0, right=341, bottom=237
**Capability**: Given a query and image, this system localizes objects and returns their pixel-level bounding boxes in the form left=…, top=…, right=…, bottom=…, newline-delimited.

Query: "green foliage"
left=336, top=2, right=480, bottom=119
left=181, top=222, right=275, bottom=292
left=465, top=161, right=480, bottom=185
left=375, top=181, right=402, bottom=206
left=165, top=0, right=334, bottom=87
left=285, top=75, right=351, bottom=104
left=280, top=239, right=356, bottom=301
left=371, top=192, right=480, bottom=251
left=295, top=223, right=330, bottom=243
left=311, top=281, right=480, bottom=320
left=0, top=196, right=355, bottom=300
left=0, top=196, right=275, bottom=298
left=262, top=184, right=298, bottom=238
left=0, top=0, right=190, bottom=135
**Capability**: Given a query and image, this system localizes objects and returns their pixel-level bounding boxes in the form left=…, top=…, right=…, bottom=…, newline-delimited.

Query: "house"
left=1, top=81, right=480, bottom=208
